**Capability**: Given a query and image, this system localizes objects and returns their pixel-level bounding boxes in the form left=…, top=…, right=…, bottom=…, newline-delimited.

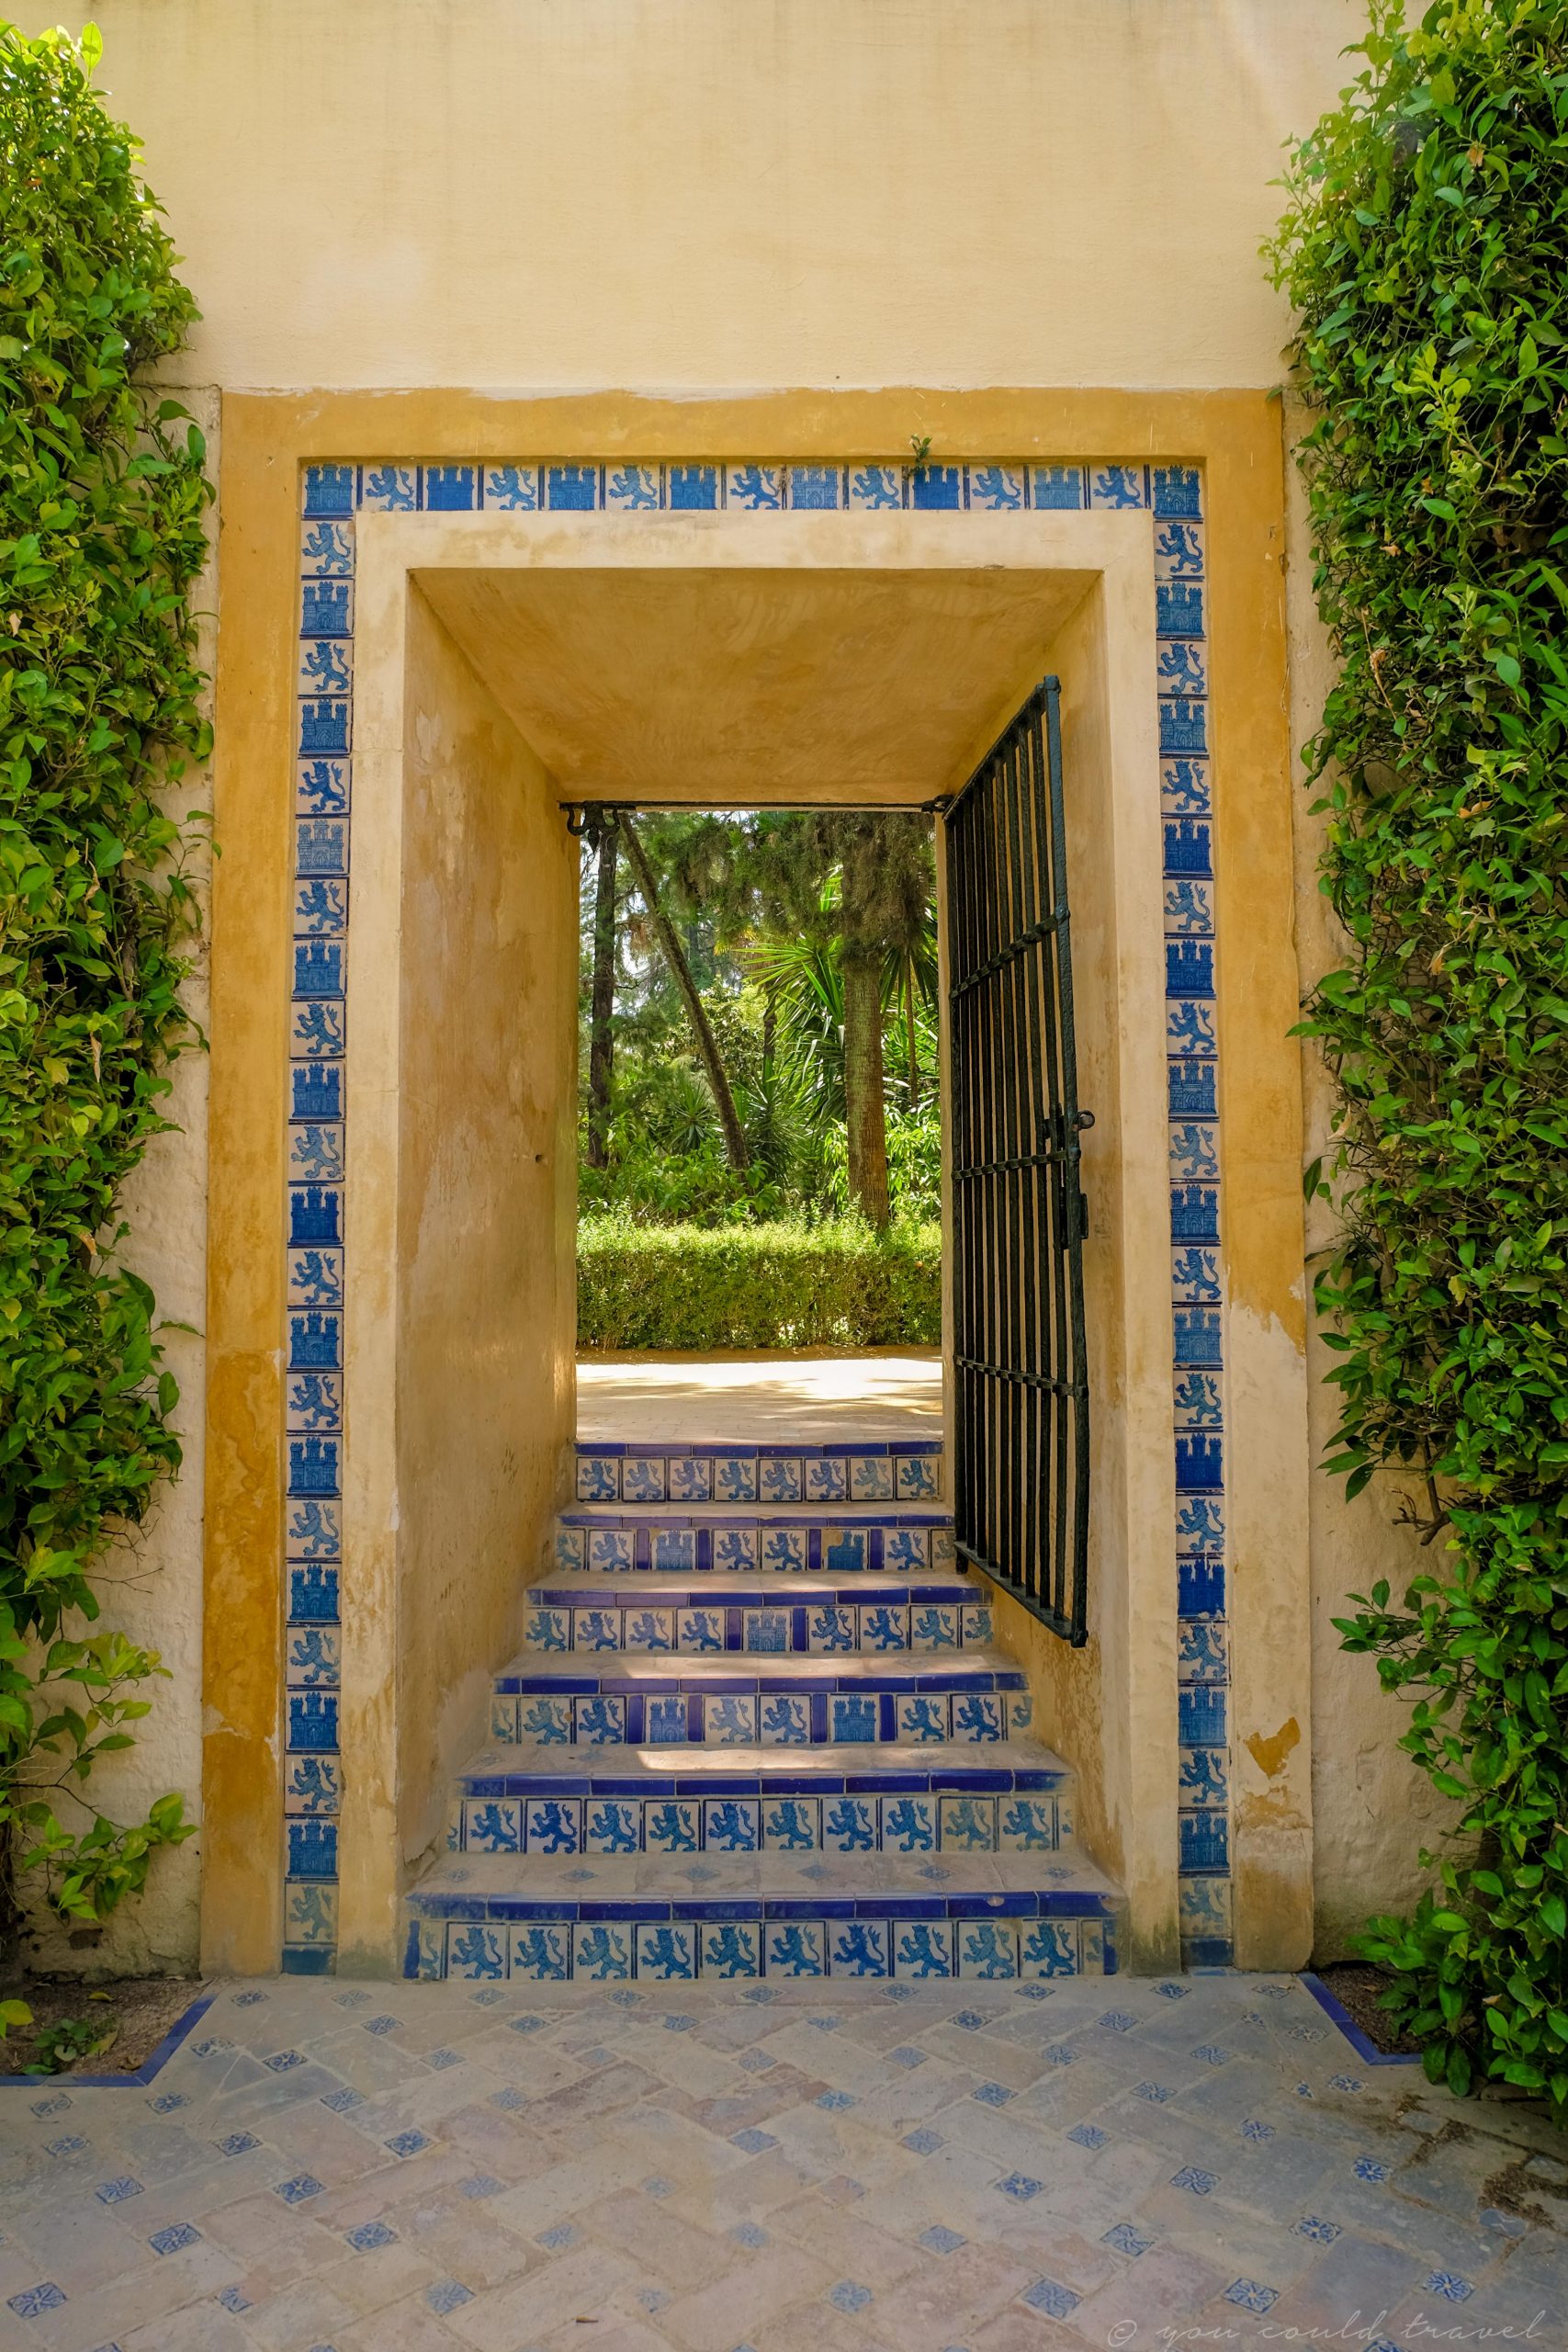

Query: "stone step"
left=488, top=1647, right=1032, bottom=1748
left=524, top=1571, right=991, bottom=1657
left=446, top=1738, right=1072, bottom=1860
left=574, top=1437, right=943, bottom=1508
left=554, top=1510, right=954, bottom=1577
left=401, top=1849, right=1122, bottom=1983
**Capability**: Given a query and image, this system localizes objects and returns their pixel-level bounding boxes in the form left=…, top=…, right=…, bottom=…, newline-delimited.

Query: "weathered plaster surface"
left=394, top=592, right=578, bottom=1911
left=333, top=574, right=578, bottom=1973
left=416, top=561, right=1091, bottom=804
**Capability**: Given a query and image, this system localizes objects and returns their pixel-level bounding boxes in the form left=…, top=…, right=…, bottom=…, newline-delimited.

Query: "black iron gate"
left=942, top=676, right=1091, bottom=1645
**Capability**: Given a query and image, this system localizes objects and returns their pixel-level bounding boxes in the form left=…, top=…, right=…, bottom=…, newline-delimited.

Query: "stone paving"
left=0, top=1971, right=1563, bottom=2352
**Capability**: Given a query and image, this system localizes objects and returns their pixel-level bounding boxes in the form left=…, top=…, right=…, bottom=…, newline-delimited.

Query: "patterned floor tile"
left=0, top=1974, right=1558, bottom=2352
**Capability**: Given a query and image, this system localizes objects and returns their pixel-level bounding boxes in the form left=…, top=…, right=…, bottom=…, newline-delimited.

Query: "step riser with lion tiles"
left=407, top=1905, right=1114, bottom=1986
left=448, top=1781, right=1068, bottom=1860
left=402, top=1429, right=1125, bottom=1984
left=525, top=1577, right=990, bottom=1656
left=556, top=1516, right=953, bottom=1575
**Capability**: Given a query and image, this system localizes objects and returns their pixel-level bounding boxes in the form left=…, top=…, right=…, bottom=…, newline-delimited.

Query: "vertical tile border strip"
left=279, top=458, right=1231, bottom=1973
left=284, top=464, right=356, bottom=1972
left=1146, top=469, right=1232, bottom=1967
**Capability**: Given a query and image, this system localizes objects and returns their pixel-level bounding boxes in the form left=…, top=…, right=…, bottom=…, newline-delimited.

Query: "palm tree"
left=747, top=836, right=939, bottom=1227
left=796, top=813, right=934, bottom=1229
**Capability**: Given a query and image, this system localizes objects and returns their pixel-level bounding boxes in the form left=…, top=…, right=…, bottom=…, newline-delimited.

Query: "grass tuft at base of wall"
left=577, top=1215, right=940, bottom=1351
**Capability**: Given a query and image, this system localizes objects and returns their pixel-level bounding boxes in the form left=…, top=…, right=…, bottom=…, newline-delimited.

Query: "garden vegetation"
left=578, top=1214, right=940, bottom=1353
left=1270, top=0, right=1568, bottom=2110
left=0, top=21, right=205, bottom=1944
left=577, top=808, right=942, bottom=1350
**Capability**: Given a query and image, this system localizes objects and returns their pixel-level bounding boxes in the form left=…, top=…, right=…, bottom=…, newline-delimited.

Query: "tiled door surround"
left=278, top=460, right=1234, bottom=1981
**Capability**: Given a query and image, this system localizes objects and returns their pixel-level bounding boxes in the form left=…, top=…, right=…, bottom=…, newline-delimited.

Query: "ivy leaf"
left=1265, top=0, right=1568, bottom=2110
left=0, top=21, right=209, bottom=1931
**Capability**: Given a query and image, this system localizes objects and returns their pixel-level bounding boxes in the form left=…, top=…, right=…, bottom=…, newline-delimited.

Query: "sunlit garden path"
left=578, top=1355, right=943, bottom=1445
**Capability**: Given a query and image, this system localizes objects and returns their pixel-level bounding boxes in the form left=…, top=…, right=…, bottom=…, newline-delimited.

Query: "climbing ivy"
left=1269, top=0, right=1568, bottom=2111
left=0, top=21, right=206, bottom=1931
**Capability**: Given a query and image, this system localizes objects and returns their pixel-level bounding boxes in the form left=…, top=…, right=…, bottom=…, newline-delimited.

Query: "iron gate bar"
left=952, top=1355, right=1079, bottom=1399
left=953, top=1148, right=1077, bottom=1178
left=942, top=674, right=1090, bottom=1645
left=947, top=911, right=1066, bottom=999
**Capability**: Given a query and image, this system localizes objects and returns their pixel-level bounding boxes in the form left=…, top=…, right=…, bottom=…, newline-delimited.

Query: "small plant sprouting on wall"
left=0, top=21, right=208, bottom=1937
left=1270, top=0, right=1568, bottom=2113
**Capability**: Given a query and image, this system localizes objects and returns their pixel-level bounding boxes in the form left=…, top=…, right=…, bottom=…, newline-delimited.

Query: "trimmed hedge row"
left=577, top=1216, right=941, bottom=1351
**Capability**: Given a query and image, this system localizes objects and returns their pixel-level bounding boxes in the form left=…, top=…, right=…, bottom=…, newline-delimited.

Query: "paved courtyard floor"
left=0, top=1971, right=1562, bottom=2352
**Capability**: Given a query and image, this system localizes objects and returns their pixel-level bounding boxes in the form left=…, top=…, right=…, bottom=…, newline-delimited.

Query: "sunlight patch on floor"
left=577, top=1351, right=943, bottom=1442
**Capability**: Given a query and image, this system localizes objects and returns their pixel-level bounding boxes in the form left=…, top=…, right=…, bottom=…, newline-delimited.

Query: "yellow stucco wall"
left=331, top=582, right=577, bottom=1973
left=393, top=594, right=578, bottom=1898
left=198, top=393, right=1304, bottom=1976
left=13, top=0, right=1437, bottom=1971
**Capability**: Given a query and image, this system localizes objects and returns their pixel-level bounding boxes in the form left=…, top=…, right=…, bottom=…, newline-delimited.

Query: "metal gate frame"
left=941, top=675, right=1091, bottom=1644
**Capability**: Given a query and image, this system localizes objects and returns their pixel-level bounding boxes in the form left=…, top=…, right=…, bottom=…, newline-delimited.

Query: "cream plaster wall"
left=8, top=0, right=1440, bottom=1972
left=39, top=0, right=1361, bottom=397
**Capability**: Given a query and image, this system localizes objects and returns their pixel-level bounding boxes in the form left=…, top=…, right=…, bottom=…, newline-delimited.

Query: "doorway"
left=573, top=800, right=942, bottom=1345
left=572, top=674, right=1089, bottom=1642
left=281, top=502, right=1183, bottom=1974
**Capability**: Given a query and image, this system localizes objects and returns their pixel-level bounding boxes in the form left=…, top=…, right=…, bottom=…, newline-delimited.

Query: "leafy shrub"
left=1269, top=0, right=1568, bottom=2111
left=0, top=23, right=206, bottom=1925
left=21, top=2007, right=116, bottom=2075
left=578, top=1215, right=941, bottom=1351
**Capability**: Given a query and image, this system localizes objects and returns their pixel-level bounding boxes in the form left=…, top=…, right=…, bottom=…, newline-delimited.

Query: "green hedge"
left=1269, top=0, right=1568, bottom=2111
left=577, top=1216, right=941, bottom=1351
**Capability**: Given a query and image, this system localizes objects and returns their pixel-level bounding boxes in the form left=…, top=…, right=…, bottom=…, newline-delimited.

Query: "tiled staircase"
left=402, top=1431, right=1124, bottom=1984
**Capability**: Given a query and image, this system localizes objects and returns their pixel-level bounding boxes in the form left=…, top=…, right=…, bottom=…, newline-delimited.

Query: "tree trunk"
left=906, top=952, right=919, bottom=1109
left=840, top=830, right=890, bottom=1228
left=619, top=815, right=750, bottom=1172
left=585, top=819, right=618, bottom=1170
left=842, top=951, right=890, bottom=1227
